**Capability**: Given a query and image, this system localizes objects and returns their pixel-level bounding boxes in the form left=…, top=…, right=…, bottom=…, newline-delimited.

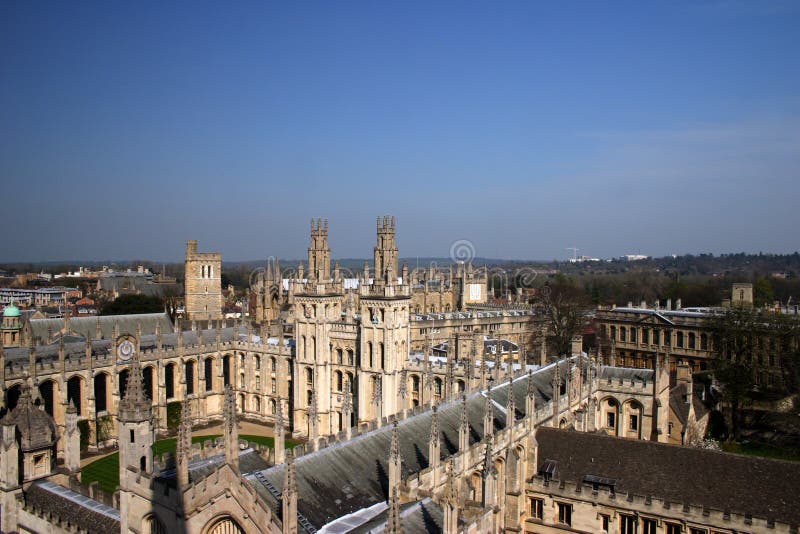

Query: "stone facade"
left=184, top=239, right=222, bottom=321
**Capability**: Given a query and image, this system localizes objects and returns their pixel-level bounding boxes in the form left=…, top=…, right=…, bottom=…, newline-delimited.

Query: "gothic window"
left=239, top=373, right=245, bottom=388
left=222, top=355, right=231, bottom=387
left=204, top=358, right=213, bottom=391
left=165, top=363, right=175, bottom=399
left=642, top=518, right=656, bottom=534
left=254, top=355, right=261, bottom=371
left=629, top=414, right=638, bottom=431
left=557, top=502, right=572, bottom=526
left=185, top=361, right=195, bottom=395
left=306, top=367, right=313, bottom=386
left=379, top=343, right=385, bottom=369
left=337, top=349, right=343, bottom=364
left=412, top=375, right=420, bottom=393
left=335, top=371, right=343, bottom=392
left=607, top=411, right=616, bottom=428
left=367, top=342, right=373, bottom=367
left=255, top=375, right=260, bottom=390
left=529, top=498, right=543, bottom=519
left=347, top=349, right=354, bottom=365
left=270, top=399, right=276, bottom=414
left=434, top=378, right=442, bottom=396
left=270, top=357, right=276, bottom=371
left=620, top=515, right=636, bottom=534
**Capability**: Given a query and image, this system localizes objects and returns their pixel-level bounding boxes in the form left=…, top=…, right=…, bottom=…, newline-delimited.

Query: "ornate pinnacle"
left=386, top=486, right=402, bottom=534
left=460, top=394, right=468, bottom=430
left=223, top=385, right=237, bottom=433
left=284, top=450, right=297, bottom=493
left=275, top=397, right=284, bottom=432
left=482, top=435, right=496, bottom=479
left=429, top=405, right=440, bottom=443
left=390, top=418, right=400, bottom=462
left=398, top=369, right=408, bottom=399
left=373, top=376, right=382, bottom=406
left=526, top=370, right=535, bottom=400
left=506, top=377, right=516, bottom=424
left=308, top=389, right=318, bottom=424
left=342, top=379, right=352, bottom=414
left=444, top=459, right=458, bottom=505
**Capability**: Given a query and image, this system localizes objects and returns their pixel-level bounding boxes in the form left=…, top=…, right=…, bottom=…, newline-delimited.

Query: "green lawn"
left=82, top=434, right=297, bottom=494
left=721, top=441, right=800, bottom=462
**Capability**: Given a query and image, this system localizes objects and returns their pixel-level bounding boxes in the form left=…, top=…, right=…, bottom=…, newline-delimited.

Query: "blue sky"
left=2, top=1, right=799, bottom=262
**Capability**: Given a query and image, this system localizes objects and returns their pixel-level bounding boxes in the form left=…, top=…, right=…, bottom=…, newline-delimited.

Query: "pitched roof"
left=535, top=427, right=800, bottom=525
left=246, top=361, right=566, bottom=531
left=24, top=480, right=120, bottom=534
left=28, top=312, right=172, bottom=342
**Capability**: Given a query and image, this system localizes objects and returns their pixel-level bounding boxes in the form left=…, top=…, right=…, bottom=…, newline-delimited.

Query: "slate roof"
left=348, top=498, right=446, bottom=533
left=2, top=326, right=248, bottom=369
left=24, top=480, right=120, bottom=534
left=535, top=427, right=800, bottom=525
left=29, top=312, right=173, bottom=342
left=246, top=360, right=567, bottom=531
left=669, top=381, right=712, bottom=425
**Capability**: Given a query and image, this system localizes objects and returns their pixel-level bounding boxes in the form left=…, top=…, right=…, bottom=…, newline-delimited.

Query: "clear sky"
left=2, top=1, right=799, bottom=262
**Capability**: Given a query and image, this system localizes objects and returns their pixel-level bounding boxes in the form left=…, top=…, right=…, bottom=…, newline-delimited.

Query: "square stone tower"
left=184, top=240, right=222, bottom=321
left=731, top=282, right=753, bottom=307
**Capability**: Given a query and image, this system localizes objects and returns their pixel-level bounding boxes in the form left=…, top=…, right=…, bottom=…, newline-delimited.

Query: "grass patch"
left=721, top=441, right=800, bottom=462
left=82, top=434, right=298, bottom=494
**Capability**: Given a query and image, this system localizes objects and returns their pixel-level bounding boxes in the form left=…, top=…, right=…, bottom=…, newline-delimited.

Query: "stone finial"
left=118, top=353, right=150, bottom=422
left=458, top=394, right=469, bottom=452
left=429, top=405, right=439, bottom=444
left=506, top=377, right=516, bottom=427
left=483, top=387, right=494, bottom=438
left=282, top=450, right=298, bottom=534
left=177, top=397, right=192, bottom=486
left=223, top=385, right=239, bottom=470
left=390, top=418, right=400, bottom=463
left=482, top=434, right=496, bottom=480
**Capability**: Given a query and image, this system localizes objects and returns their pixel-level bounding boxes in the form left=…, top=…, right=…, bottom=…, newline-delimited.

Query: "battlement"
left=527, top=476, right=798, bottom=533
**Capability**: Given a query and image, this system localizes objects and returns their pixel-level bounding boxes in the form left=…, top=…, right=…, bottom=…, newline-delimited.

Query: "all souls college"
left=0, top=217, right=797, bottom=533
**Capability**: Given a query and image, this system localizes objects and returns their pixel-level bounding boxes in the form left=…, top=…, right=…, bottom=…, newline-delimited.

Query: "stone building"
left=2, top=217, right=792, bottom=533
left=184, top=239, right=222, bottom=321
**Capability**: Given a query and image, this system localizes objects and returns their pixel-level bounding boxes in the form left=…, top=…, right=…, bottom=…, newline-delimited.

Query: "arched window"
left=306, top=367, right=313, bottom=386
left=254, top=396, right=261, bottom=413
left=335, top=371, right=343, bottom=392
left=379, top=343, right=385, bottom=369
left=347, top=349, right=354, bottom=366
left=412, top=375, right=420, bottom=393
left=165, top=363, right=175, bottom=399
left=204, top=358, right=214, bottom=391
left=185, top=360, right=196, bottom=395
left=700, top=333, right=708, bottom=350
left=270, top=399, right=276, bottom=414
left=619, top=327, right=627, bottom=342
left=677, top=331, right=684, bottom=348
left=67, top=376, right=83, bottom=415
left=367, top=342, right=373, bottom=367
left=629, top=328, right=637, bottom=343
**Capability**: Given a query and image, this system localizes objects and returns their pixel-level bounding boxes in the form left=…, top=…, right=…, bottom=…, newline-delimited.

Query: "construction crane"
left=566, top=247, right=579, bottom=262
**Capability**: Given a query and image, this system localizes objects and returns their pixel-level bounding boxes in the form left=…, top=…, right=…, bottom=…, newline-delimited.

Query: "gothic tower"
left=184, top=240, right=222, bottom=321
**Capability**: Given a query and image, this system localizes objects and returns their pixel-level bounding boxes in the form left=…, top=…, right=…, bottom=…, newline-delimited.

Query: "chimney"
left=675, top=298, right=682, bottom=310
left=640, top=300, right=646, bottom=309
left=666, top=299, right=672, bottom=311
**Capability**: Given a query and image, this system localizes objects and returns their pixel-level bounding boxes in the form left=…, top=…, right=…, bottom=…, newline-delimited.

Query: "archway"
left=37, top=380, right=57, bottom=416
left=94, top=373, right=110, bottom=413
left=204, top=516, right=245, bottom=534
left=67, top=375, right=84, bottom=415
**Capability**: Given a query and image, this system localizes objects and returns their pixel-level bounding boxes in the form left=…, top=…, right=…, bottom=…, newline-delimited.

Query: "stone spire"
left=223, top=385, right=239, bottom=471
left=118, top=353, right=150, bottom=422
left=342, top=378, right=353, bottom=440
left=282, top=451, right=298, bottom=534
left=398, top=368, right=408, bottom=416
left=373, top=375, right=383, bottom=426
left=526, top=370, right=537, bottom=427
left=177, top=397, right=191, bottom=487
left=274, top=397, right=285, bottom=464
left=443, top=459, right=459, bottom=534
left=483, top=387, right=494, bottom=438
left=552, top=360, right=561, bottom=428
left=308, top=388, right=319, bottom=446
left=388, top=418, right=402, bottom=494
left=386, top=486, right=403, bottom=534
left=428, top=405, right=440, bottom=471
left=458, top=394, right=469, bottom=452
left=506, top=376, right=516, bottom=428
left=481, top=435, right=497, bottom=507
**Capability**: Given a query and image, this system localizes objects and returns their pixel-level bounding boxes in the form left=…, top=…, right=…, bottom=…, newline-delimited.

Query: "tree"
left=541, top=275, right=589, bottom=360
left=100, top=294, right=164, bottom=316
left=753, top=276, right=774, bottom=308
